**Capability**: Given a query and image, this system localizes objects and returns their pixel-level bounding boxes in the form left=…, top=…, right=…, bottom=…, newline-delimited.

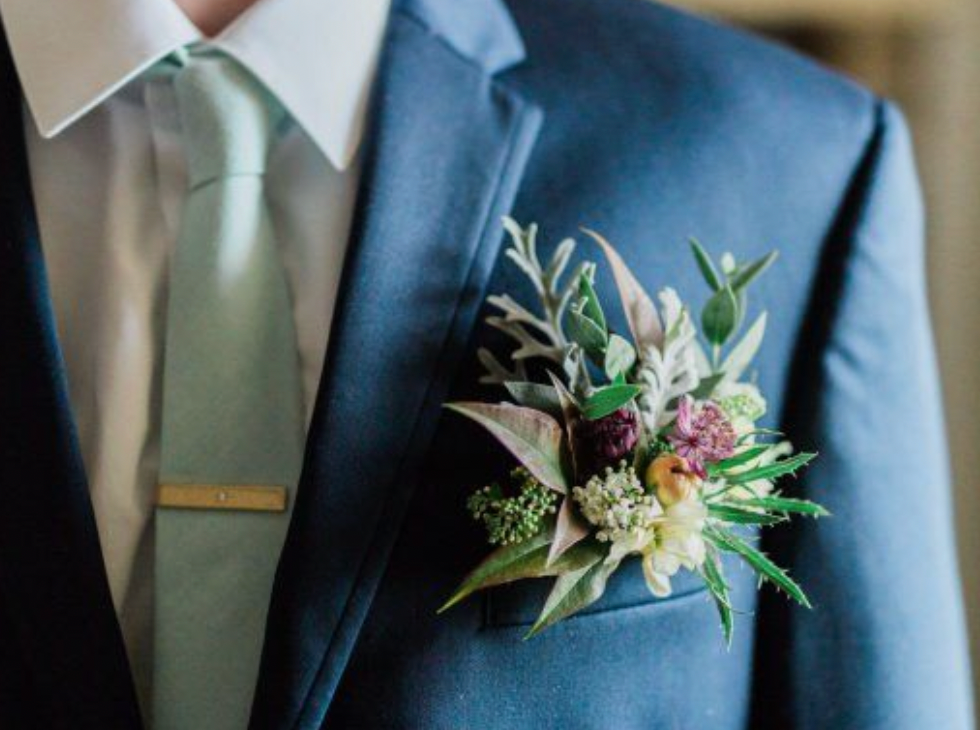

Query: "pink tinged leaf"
left=445, top=402, right=569, bottom=493
left=582, top=228, right=664, bottom=351
left=542, top=373, right=591, bottom=565
left=437, top=526, right=606, bottom=613
left=525, top=544, right=617, bottom=638
left=547, top=496, right=590, bottom=567
left=546, top=371, right=580, bottom=474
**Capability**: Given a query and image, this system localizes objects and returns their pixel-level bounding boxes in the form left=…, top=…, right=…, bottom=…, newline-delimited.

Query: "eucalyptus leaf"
left=566, top=305, right=608, bottom=360
left=689, top=238, right=723, bottom=292
left=578, top=268, right=607, bottom=333
left=525, top=542, right=615, bottom=638
left=701, top=285, right=740, bottom=347
left=583, top=228, right=664, bottom=351
left=504, top=381, right=562, bottom=419
left=582, top=383, right=644, bottom=421
left=445, top=403, right=569, bottom=493
left=720, top=312, right=767, bottom=383
left=706, top=526, right=811, bottom=608
left=604, top=334, right=637, bottom=380
left=731, top=250, right=778, bottom=291
left=725, top=452, right=817, bottom=486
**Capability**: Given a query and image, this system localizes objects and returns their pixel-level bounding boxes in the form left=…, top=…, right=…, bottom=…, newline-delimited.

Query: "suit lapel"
left=0, top=33, right=143, bottom=730
left=249, top=5, right=542, bottom=729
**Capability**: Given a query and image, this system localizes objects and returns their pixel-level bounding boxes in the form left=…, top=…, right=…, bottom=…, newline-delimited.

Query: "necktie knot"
left=172, top=51, right=284, bottom=188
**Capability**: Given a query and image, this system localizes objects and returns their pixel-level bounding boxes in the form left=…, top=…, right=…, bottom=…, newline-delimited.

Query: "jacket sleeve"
left=751, top=99, right=974, bottom=729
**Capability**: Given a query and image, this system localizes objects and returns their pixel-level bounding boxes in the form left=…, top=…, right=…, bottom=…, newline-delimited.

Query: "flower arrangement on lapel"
left=438, top=218, right=829, bottom=643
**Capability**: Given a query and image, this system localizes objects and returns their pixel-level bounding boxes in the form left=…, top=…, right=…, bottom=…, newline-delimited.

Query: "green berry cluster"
left=467, top=467, right=558, bottom=546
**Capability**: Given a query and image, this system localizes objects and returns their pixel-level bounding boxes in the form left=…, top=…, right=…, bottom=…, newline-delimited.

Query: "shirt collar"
left=0, top=0, right=391, bottom=169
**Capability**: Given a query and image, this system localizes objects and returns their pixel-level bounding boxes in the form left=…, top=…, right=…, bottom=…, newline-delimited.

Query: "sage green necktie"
left=154, top=50, right=304, bottom=730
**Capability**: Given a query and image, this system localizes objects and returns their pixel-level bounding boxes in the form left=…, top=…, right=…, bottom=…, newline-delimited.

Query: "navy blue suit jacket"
left=0, top=0, right=973, bottom=727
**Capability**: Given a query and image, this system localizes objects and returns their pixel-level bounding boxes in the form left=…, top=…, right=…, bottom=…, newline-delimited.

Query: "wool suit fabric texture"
left=0, top=0, right=972, bottom=728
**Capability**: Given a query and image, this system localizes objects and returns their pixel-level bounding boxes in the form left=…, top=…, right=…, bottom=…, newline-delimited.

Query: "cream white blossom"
left=641, top=495, right=708, bottom=598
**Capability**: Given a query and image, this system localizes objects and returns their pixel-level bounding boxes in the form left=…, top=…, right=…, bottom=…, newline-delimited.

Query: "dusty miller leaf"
left=635, top=288, right=701, bottom=430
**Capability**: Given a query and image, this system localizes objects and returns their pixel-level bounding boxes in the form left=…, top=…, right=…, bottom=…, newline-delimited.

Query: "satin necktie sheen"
left=154, top=50, right=304, bottom=730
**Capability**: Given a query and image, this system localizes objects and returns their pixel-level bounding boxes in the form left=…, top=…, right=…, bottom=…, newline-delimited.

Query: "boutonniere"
left=438, top=219, right=828, bottom=643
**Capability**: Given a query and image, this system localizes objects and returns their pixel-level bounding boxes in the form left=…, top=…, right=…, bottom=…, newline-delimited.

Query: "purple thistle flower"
left=668, top=396, right=736, bottom=478
left=574, top=407, right=640, bottom=475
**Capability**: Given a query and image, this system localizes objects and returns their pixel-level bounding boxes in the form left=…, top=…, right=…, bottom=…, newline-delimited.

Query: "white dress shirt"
left=0, top=0, right=390, bottom=706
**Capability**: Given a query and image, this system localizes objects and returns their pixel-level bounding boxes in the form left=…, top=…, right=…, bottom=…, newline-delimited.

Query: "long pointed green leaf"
left=706, top=526, right=811, bottom=608
left=689, top=238, right=723, bottom=291
left=725, top=452, right=817, bottom=485
left=439, top=531, right=605, bottom=613
left=737, top=496, right=830, bottom=517
left=731, top=250, right=778, bottom=291
left=711, top=445, right=770, bottom=472
left=445, top=402, right=569, bottom=493
left=701, top=552, right=734, bottom=646
left=439, top=529, right=554, bottom=612
left=708, top=504, right=787, bottom=526
left=525, top=543, right=614, bottom=638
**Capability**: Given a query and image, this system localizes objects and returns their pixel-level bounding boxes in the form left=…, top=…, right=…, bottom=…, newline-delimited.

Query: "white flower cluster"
left=572, top=464, right=660, bottom=544
left=571, top=461, right=709, bottom=599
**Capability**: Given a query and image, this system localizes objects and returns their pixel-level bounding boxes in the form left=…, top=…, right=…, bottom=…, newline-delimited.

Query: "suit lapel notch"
left=250, top=9, right=542, bottom=729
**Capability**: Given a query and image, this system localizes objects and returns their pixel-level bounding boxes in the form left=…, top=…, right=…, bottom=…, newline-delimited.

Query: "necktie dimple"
left=153, top=50, right=304, bottom=730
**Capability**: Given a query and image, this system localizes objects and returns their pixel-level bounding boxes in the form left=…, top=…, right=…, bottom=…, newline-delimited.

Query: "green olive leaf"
left=604, top=333, right=637, bottom=380
left=701, top=285, right=740, bottom=347
left=581, top=383, right=643, bottom=421
left=689, top=238, right=723, bottom=292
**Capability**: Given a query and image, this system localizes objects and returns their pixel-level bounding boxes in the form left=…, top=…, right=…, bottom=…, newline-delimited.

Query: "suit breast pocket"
left=484, top=556, right=708, bottom=628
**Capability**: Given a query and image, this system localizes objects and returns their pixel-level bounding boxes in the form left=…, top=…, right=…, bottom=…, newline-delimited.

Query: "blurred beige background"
left=667, top=0, right=980, bottom=713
